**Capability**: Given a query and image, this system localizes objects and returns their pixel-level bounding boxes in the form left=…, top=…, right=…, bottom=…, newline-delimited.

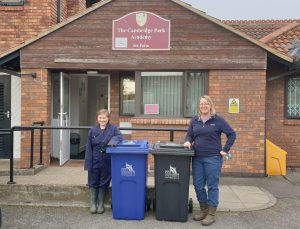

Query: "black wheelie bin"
left=151, top=141, right=194, bottom=222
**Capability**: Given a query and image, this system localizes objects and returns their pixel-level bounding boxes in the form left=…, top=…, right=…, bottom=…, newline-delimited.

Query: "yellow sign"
left=229, top=98, right=239, bottom=113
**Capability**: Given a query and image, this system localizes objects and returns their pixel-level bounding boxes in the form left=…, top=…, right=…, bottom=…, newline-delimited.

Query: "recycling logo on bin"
left=164, top=165, right=180, bottom=180
left=121, top=162, right=136, bottom=176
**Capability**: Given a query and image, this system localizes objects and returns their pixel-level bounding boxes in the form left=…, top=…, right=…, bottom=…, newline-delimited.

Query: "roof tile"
left=224, top=20, right=300, bottom=58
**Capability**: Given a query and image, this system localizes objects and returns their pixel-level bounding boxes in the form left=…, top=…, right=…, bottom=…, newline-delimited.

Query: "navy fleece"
left=185, top=115, right=236, bottom=157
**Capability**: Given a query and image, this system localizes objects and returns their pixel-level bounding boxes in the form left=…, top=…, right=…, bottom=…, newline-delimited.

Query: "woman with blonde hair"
left=184, top=95, right=236, bottom=226
left=84, top=109, right=122, bottom=214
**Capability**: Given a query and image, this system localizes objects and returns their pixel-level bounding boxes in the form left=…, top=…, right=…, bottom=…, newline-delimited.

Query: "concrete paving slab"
left=0, top=165, right=277, bottom=212
left=285, top=168, right=300, bottom=185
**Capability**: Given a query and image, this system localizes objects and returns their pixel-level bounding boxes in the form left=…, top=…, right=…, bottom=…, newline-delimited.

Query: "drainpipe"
left=57, top=0, right=61, bottom=23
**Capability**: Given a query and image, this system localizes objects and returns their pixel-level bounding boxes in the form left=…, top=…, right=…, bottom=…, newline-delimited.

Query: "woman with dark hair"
left=184, top=95, right=236, bottom=226
left=84, top=109, right=122, bottom=214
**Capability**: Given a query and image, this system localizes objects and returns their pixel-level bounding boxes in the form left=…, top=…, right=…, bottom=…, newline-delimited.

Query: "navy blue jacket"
left=185, top=115, right=236, bottom=157
left=84, top=123, right=123, bottom=171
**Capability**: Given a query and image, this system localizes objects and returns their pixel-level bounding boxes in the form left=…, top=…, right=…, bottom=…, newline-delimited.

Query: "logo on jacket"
left=165, top=165, right=179, bottom=180
left=121, top=162, right=136, bottom=176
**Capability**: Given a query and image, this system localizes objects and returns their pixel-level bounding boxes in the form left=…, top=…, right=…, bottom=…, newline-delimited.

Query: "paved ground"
left=0, top=165, right=276, bottom=212
left=1, top=185, right=300, bottom=229
left=1, top=163, right=300, bottom=228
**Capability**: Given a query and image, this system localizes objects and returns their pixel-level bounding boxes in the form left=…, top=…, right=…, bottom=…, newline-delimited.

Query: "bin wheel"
left=188, top=198, right=193, bottom=213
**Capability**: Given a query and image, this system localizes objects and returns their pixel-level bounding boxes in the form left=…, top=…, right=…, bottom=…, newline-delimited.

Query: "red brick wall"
left=109, top=71, right=120, bottom=126
left=20, top=69, right=52, bottom=168
left=0, top=0, right=57, bottom=54
left=67, top=0, right=86, bottom=18
left=61, top=0, right=68, bottom=22
left=266, top=77, right=300, bottom=167
left=0, top=0, right=87, bottom=54
left=209, top=70, right=266, bottom=175
left=118, top=70, right=267, bottom=175
left=18, top=69, right=267, bottom=174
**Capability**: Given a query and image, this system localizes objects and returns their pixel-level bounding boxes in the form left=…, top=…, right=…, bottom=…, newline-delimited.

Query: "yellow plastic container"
left=266, top=139, right=287, bottom=176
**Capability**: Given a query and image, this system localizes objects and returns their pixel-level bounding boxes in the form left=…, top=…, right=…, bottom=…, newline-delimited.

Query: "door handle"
left=2, top=111, right=10, bottom=118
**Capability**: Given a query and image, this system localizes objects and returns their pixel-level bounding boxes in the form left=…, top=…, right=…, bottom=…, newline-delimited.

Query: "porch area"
left=0, top=160, right=276, bottom=213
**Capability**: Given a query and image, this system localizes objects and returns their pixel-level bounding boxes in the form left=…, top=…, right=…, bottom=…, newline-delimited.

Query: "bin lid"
left=106, top=140, right=150, bottom=154
left=151, top=141, right=194, bottom=156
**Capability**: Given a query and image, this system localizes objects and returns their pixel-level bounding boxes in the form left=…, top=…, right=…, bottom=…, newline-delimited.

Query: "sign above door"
left=112, top=11, right=170, bottom=51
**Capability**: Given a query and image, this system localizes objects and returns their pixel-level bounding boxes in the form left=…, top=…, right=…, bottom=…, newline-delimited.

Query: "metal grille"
left=287, top=77, right=300, bottom=117
left=0, top=83, right=4, bottom=120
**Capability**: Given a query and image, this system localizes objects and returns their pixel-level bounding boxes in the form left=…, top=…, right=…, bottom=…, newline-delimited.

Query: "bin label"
left=164, top=165, right=179, bottom=180
left=121, top=163, right=136, bottom=176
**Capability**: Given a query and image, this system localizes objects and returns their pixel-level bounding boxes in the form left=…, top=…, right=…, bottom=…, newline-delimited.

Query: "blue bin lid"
left=106, top=140, right=150, bottom=154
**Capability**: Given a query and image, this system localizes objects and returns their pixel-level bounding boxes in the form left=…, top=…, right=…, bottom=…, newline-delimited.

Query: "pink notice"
left=144, top=104, right=159, bottom=115
left=112, top=11, right=170, bottom=50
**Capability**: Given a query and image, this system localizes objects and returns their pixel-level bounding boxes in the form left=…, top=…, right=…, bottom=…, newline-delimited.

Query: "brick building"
left=0, top=0, right=90, bottom=54
left=0, top=0, right=299, bottom=175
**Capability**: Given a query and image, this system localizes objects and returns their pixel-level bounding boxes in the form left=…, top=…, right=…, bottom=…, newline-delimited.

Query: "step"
left=0, top=184, right=155, bottom=208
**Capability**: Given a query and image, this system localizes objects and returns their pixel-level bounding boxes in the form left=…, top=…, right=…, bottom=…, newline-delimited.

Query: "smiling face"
left=97, top=114, right=109, bottom=128
left=199, top=97, right=211, bottom=117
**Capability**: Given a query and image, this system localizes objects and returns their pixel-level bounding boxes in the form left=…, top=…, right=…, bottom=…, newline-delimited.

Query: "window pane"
left=0, top=0, right=24, bottom=6
left=287, top=77, right=300, bottom=117
left=141, top=72, right=183, bottom=116
left=186, top=72, right=208, bottom=116
left=121, top=77, right=135, bottom=115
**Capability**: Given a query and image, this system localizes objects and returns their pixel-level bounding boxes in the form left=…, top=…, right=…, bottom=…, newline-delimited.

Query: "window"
left=120, top=73, right=135, bottom=115
left=0, top=0, right=24, bottom=6
left=185, top=72, right=208, bottom=116
left=119, top=71, right=208, bottom=117
left=142, top=72, right=183, bottom=116
left=286, top=77, right=300, bottom=118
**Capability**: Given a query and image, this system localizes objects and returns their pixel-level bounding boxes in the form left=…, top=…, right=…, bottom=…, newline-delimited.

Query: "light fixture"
left=21, top=72, right=36, bottom=79
left=87, top=70, right=98, bottom=75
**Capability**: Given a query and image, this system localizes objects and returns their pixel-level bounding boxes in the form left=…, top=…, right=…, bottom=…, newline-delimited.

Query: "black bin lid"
left=151, top=141, right=194, bottom=156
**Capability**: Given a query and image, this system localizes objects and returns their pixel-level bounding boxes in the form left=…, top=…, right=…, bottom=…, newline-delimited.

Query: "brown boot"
left=201, top=206, right=217, bottom=226
left=193, top=202, right=208, bottom=221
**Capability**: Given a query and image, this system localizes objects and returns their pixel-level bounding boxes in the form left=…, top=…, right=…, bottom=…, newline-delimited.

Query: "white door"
left=59, top=72, right=70, bottom=166
left=51, top=72, right=70, bottom=165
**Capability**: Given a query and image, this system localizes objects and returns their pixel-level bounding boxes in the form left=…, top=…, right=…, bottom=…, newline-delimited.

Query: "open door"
left=59, top=72, right=70, bottom=165
left=52, top=72, right=70, bottom=166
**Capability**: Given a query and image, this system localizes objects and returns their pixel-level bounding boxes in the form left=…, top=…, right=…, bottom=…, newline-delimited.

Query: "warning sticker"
left=229, top=98, right=239, bottom=113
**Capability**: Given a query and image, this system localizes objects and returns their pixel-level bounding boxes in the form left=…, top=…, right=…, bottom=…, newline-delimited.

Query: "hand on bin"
left=183, top=141, right=192, bottom=149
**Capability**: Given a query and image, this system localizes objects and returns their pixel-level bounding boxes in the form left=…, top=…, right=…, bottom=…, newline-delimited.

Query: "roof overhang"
left=0, top=0, right=295, bottom=71
left=0, top=51, right=20, bottom=72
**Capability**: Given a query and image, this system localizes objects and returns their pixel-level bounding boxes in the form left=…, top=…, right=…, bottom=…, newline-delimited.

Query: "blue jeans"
left=192, top=156, right=223, bottom=207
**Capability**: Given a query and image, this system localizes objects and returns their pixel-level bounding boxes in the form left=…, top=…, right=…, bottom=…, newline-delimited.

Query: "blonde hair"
left=95, top=109, right=110, bottom=121
left=198, top=95, right=216, bottom=116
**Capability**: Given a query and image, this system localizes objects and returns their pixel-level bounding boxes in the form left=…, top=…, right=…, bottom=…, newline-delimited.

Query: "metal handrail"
left=6, top=125, right=187, bottom=184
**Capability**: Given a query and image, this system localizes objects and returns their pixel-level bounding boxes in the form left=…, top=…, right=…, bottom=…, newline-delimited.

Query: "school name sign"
left=112, top=11, right=170, bottom=50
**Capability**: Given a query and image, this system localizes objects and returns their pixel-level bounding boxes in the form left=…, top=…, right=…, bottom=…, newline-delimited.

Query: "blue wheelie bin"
left=107, top=140, right=150, bottom=220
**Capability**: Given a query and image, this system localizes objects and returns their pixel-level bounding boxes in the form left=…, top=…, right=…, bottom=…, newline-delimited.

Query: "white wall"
left=88, top=76, right=109, bottom=125
left=70, top=75, right=89, bottom=153
left=11, top=75, right=21, bottom=159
